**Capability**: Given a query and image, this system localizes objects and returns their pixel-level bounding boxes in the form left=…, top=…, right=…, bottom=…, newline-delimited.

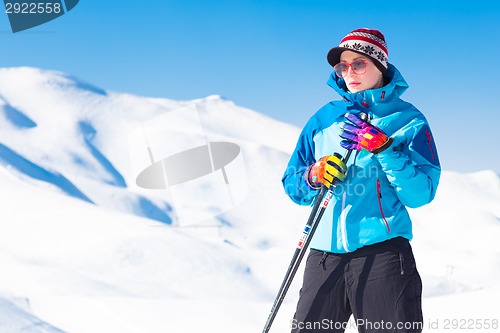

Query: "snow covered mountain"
left=0, top=67, right=498, bottom=332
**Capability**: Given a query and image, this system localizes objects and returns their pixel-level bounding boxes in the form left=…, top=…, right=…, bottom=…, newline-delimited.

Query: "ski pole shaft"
left=261, top=112, right=367, bottom=333
left=262, top=186, right=327, bottom=333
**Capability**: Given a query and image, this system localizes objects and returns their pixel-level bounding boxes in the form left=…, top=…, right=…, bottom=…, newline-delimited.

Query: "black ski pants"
left=291, top=237, right=423, bottom=333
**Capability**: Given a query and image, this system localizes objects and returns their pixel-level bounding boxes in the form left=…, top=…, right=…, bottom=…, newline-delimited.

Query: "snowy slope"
left=0, top=67, right=499, bottom=332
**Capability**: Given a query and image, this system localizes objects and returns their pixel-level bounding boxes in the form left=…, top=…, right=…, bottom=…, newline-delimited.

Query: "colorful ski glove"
left=305, top=153, right=347, bottom=189
left=339, top=112, right=394, bottom=154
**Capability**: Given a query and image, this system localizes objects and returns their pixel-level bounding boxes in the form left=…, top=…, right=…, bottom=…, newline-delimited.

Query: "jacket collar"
left=326, top=63, right=409, bottom=111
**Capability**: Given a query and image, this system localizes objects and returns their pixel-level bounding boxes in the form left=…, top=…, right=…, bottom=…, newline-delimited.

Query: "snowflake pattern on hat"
left=328, top=28, right=389, bottom=72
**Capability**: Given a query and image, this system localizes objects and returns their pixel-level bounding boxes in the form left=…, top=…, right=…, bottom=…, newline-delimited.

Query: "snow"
left=0, top=66, right=499, bottom=332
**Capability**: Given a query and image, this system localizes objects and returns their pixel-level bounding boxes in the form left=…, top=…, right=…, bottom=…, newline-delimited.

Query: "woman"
left=282, top=28, right=441, bottom=333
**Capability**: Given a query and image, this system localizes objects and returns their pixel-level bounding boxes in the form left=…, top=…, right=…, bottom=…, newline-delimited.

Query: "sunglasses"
left=334, top=59, right=371, bottom=78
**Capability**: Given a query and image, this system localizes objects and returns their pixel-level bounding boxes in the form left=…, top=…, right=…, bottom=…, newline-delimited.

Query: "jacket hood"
left=327, top=63, right=409, bottom=109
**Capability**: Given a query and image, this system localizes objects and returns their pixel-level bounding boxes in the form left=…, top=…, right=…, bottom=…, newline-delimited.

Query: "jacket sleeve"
left=375, top=121, right=441, bottom=208
left=282, top=124, right=320, bottom=206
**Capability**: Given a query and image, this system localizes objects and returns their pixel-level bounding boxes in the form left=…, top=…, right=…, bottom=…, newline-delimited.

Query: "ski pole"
left=261, top=112, right=368, bottom=333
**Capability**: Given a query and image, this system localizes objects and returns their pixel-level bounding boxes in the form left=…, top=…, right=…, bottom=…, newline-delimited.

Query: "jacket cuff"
left=372, top=137, right=394, bottom=155
left=304, top=165, right=321, bottom=190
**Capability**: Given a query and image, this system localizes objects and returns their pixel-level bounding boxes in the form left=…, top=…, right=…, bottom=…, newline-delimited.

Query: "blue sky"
left=1, top=0, right=499, bottom=173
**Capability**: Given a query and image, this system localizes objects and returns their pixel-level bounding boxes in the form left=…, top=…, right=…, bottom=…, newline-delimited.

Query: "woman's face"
left=339, top=51, right=384, bottom=93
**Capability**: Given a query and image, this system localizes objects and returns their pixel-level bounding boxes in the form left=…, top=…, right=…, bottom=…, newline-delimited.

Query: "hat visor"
left=327, top=46, right=351, bottom=67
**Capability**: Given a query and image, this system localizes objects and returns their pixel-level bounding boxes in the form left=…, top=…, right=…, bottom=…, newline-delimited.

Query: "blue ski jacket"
left=282, top=64, right=441, bottom=253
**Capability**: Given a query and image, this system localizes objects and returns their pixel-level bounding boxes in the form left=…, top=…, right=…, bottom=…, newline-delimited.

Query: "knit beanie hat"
left=327, top=28, right=388, bottom=74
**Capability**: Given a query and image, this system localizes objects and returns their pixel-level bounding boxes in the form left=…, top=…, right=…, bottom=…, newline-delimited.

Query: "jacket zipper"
left=425, top=129, right=436, bottom=161
left=340, top=191, right=350, bottom=252
left=376, top=179, right=391, bottom=233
